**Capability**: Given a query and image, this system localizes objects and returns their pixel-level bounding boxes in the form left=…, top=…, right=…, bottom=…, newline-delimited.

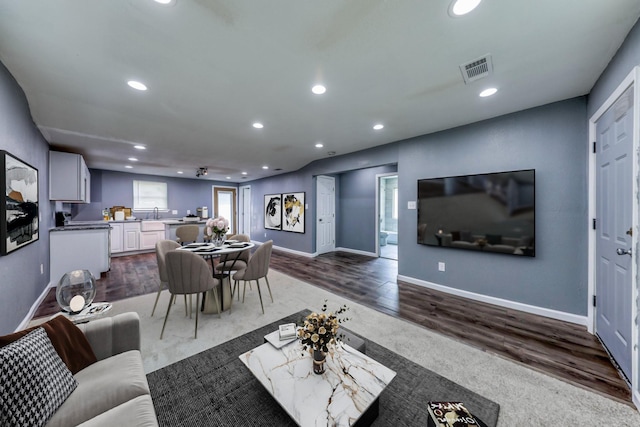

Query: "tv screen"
left=417, top=169, right=535, bottom=257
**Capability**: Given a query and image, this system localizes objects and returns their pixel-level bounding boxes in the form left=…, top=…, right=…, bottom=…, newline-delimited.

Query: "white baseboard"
left=252, top=240, right=317, bottom=258
left=397, top=275, right=588, bottom=326
left=16, top=280, right=55, bottom=332
left=335, top=247, right=377, bottom=257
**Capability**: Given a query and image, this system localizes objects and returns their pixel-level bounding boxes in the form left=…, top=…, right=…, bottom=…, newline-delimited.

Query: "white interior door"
left=595, top=84, right=634, bottom=380
left=239, top=185, right=251, bottom=235
left=316, top=176, right=335, bottom=254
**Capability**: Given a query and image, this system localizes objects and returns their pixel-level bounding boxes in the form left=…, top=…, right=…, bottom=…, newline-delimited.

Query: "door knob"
left=616, top=248, right=632, bottom=256
left=319, top=218, right=323, bottom=222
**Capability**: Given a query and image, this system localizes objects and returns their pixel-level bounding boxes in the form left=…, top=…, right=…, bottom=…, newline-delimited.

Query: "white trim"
left=254, top=241, right=317, bottom=258
left=398, top=275, right=588, bottom=326
left=239, top=185, right=251, bottom=235
left=316, top=175, right=336, bottom=255
left=16, top=280, right=55, bottom=331
left=335, top=247, right=378, bottom=257
left=375, top=172, right=398, bottom=258
left=588, top=66, right=640, bottom=407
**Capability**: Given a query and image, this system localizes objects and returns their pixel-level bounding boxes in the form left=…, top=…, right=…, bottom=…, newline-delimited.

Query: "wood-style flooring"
left=33, top=249, right=631, bottom=404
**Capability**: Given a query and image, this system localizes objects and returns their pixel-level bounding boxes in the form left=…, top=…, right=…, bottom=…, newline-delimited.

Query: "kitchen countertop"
left=50, top=223, right=111, bottom=232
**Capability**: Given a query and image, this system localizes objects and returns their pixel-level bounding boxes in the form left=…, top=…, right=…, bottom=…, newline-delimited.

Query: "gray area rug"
left=147, top=310, right=500, bottom=426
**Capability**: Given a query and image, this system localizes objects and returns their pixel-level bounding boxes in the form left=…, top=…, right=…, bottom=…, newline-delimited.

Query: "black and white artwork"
left=264, top=194, right=282, bottom=230
left=1, top=151, right=39, bottom=255
left=282, top=192, right=305, bottom=233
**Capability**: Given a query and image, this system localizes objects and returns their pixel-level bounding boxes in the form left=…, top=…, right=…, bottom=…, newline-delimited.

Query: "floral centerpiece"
left=205, top=216, right=229, bottom=246
left=298, top=301, right=349, bottom=374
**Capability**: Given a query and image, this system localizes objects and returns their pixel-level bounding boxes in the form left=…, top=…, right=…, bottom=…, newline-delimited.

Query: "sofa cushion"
left=0, top=328, right=78, bottom=427
left=46, top=350, right=150, bottom=427
left=0, top=314, right=97, bottom=374
left=77, top=395, right=159, bottom=427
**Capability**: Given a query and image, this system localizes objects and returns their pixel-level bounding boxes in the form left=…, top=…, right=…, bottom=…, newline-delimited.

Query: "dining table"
left=177, top=240, right=255, bottom=312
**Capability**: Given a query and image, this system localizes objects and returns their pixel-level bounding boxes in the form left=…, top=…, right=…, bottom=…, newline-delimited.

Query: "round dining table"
left=177, top=240, right=255, bottom=312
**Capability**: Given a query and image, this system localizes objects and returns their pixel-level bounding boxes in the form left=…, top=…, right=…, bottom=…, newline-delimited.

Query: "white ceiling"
left=0, top=0, right=639, bottom=182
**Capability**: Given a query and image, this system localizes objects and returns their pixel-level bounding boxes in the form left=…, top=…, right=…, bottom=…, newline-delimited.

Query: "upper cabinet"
left=49, top=151, right=91, bottom=203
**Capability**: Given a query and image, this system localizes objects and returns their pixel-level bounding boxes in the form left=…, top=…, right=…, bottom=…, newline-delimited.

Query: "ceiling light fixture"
left=196, top=167, right=208, bottom=177
left=177, top=171, right=183, bottom=174
left=253, top=122, right=264, bottom=129
left=373, top=124, right=384, bottom=130
left=449, top=0, right=482, bottom=16
left=127, top=80, right=147, bottom=91
left=125, top=165, right=133, bottom=169
left=154, top=0, right=173, bottom=4
left=479, top=87, right=498, bottom=97
left=315, top=143, right=324, bottom=148
left=241, top=171, right=248, bottom=175
left=133, top=145, right=146, bottom=150
left=311, top=84, right=326, bottom=95
left=262, top=165, right=269, bottom=170
left=226, top=176, right=231, bottom=180
left=128, top=157, right=138, bottom=161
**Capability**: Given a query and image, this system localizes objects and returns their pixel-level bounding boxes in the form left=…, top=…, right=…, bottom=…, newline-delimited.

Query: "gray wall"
left=0, top=62, right=52, bottom=334
left=398, top=98, right=588, bottom=315
left=72, top=169, right=234, bottom=221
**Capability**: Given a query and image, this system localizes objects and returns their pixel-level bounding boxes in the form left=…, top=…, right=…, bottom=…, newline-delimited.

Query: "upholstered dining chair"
left=152, top=239, right=183, bottom=317
left=175, top=224, right=199, bottom=245
left=215, top=234, right=251, bottom=273
left=161, top=250, right=221, bottom=339
left=232, top=240, right=273, bottom=314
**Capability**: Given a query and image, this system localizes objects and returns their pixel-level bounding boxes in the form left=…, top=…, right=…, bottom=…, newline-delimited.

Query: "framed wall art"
left=282, top=192, right=305, bottom=233
left=0, top=151, right=39, bottom=255
left=264, top=194, right=282, bottom=230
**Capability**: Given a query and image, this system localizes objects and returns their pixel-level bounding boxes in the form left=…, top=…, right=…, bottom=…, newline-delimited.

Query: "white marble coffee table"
left=239, top=340, right=396, bottom=427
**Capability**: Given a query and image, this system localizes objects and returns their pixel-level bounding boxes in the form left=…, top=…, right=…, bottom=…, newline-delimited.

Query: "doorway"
left=377, top=174, right=398, bottom=260
left=238, top=185, right=251, bottom=236
left=316, top=176, right=335, bottom=255
left=213, top=186, right=237, bottom=235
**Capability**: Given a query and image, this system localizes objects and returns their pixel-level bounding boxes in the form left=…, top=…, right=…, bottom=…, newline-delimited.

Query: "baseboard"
left=252, top=240, right=317, bottom=258
left=335, top=247, right=378, bottom=257
left=397, top=275, right=588, bottom=326
left=16, top=280, right=55, bottom=332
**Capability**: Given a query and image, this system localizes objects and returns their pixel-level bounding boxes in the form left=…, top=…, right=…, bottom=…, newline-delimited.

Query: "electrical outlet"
left=172, top=210, right=178, bottom=215
left=264, top=232, right=267, bottom=237
left=438, top=262, right=445, bottom=272
left=40, top=263, right=44, bottom=275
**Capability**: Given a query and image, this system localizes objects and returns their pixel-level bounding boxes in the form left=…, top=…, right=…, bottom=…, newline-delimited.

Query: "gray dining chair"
left=161, top=250, right=221, bottom=339
left=175, top=225, right=199, bottom=245
left=233, top=240, right=273, bottom=314
left=152, top=239, right=185, bottom=317
left=215, top=234, right=251, bottom=273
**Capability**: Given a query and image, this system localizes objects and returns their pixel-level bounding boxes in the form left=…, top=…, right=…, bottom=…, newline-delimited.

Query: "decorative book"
left=278, top=323, right=297, bottom=341
left=427, top=402, right=479, bottom=427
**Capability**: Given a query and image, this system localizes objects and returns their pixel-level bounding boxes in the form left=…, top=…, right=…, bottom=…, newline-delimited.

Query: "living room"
left=2, top=1, right=640, bottom=424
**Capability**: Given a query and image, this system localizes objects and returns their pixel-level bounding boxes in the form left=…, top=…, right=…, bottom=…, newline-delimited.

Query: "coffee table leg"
left=353, top=397, right=379, bottom=427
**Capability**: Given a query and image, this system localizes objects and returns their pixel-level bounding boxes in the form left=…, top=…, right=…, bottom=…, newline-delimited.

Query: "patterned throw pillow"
left=0, top=327, right=78, bottom=427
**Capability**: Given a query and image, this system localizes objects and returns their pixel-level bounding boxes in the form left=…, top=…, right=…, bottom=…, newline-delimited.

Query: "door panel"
left=316, top=176, right=335, bottom=254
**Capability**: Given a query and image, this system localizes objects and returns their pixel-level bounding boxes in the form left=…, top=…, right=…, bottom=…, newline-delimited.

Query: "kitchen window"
left=133, top=180, right=168, bottom=211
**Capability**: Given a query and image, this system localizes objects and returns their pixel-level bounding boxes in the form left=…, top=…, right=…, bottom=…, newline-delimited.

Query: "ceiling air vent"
left=459, top=54, right=493, bottom=84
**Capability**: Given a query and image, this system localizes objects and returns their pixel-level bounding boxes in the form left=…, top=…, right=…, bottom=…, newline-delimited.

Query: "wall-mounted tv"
left=417, top=169, right=535, bottom=257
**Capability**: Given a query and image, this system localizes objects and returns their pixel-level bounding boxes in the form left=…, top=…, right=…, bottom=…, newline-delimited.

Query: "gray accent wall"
left=0, top=62, right=52, bottom=334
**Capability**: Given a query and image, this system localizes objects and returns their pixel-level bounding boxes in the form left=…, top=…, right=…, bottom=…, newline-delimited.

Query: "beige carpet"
left=59, top=270, right=640, bottom=426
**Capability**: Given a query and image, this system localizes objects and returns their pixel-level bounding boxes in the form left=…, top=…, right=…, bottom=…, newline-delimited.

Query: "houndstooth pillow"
left=0, top=327, right=78, bottom=427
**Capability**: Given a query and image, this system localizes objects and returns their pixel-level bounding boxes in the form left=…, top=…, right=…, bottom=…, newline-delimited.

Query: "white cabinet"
left=139, top=231, right=165, bottom=250
left=50, top=228, right=110, bottom=283
left=49, top=151, right=91, bottom=203
left=123, top=222, right=140, bottom=252
left=110, top=223, right=124, bottom=253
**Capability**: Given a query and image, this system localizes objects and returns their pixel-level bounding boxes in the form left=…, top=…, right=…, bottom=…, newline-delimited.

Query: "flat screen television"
left=417, top=169, right=535, bottom=257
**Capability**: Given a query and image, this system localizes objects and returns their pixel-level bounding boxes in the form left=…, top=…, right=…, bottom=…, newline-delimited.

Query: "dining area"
left=152, top=220, right=274, bottom=339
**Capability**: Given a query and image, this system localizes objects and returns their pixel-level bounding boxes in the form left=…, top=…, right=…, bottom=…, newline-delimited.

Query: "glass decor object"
left=56, top=269, right=97, bottom=313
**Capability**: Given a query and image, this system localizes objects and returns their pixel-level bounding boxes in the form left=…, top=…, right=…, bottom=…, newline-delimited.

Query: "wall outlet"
left=40, top=263, right=44, bottom=275
left=187, top=210, right=191, bottom=215
left=407, top=201, right=416, bottom=210
left=438, top=262, right=445, bottom=272
left=172, top=210, right=178, bottom=215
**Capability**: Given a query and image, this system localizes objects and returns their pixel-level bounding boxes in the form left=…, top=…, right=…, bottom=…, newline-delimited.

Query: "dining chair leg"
left=242, top=281, right=247, bottom=303
left=256, top=279, right=264, bottom=314
left=184, top=295, right=188, bottom=317
left=212, top=286, right=221, bottom=319
left=194, top=293, right=200, bottom=339
left=160, top=294, right=174, bottom=339
left=151, top=283, right=163, bottom=316
left=265, top=275, right=273, bottom=303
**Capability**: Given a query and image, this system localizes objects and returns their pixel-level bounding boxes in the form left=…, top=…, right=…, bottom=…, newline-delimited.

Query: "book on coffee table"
left=278, top=323, right=297, bottom=340
left=427, top=401, right=479, bottom=426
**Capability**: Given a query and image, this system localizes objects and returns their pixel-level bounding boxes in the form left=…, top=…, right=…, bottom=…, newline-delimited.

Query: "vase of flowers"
left=205, top=216, right=229, bottom=247
left=298, top=301, right=350, bottom=375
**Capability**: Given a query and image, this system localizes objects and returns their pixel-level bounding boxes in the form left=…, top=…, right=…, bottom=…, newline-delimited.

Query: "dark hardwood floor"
left=33, top=249, right=631, bottom=404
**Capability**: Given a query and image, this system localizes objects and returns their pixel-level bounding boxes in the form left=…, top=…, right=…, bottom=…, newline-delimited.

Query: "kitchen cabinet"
left=123, top=222, right=140, bottom=252
left=49, top=151, right=91, bottom=203
left=110, top=223, right=124, bottom=253
left=139, top=231, right=165, bottom=250
left=50, top=227, right=110, bottom=283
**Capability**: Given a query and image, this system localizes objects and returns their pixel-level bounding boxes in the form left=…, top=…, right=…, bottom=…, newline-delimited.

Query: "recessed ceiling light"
left=154, top=0, right=173, bottom=4
left=177, top=171, right=183, bottom=174
left=128, top=157, right=138, bottom=162
left=125, top=165, right=133, bottom=169
left=253, top=122, right=264, bottom=129
left=315, top=143, right=324, bottom=148
left=241, top=171, right=248, bottom=175
left=226, top=176, right=231, bottom=180
left=134, top=145, right=146, bottom=150
left=373, top=124, right=384, bottom=130
left=262, top=165, right=269, bottom=170
left=449, top=0, right=482, bottom=16
left=479, top=87, right=498, bottom=97
left=127, top=80, right=147, bottom=91
left=311, top=84, right=326, bottom=95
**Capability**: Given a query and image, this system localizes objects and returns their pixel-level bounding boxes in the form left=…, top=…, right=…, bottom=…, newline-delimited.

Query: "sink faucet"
left=153, top=207, right=159, bottom=220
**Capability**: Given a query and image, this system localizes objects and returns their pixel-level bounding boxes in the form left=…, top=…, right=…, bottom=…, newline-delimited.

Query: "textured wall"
left=0, top=62, right=51, bottom=334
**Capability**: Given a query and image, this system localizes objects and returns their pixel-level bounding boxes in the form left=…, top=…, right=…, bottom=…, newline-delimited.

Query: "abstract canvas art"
left=264, top=194, right=282, bottom=230
left=282, top=192, right=304, bottom=233
left=1, top=151, right=39, bottom=255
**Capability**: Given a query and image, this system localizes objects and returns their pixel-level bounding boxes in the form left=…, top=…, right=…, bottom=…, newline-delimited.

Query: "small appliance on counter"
left=197, top=206, right=208, bottom=219
left=55, top=212, right=71, bottom=227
